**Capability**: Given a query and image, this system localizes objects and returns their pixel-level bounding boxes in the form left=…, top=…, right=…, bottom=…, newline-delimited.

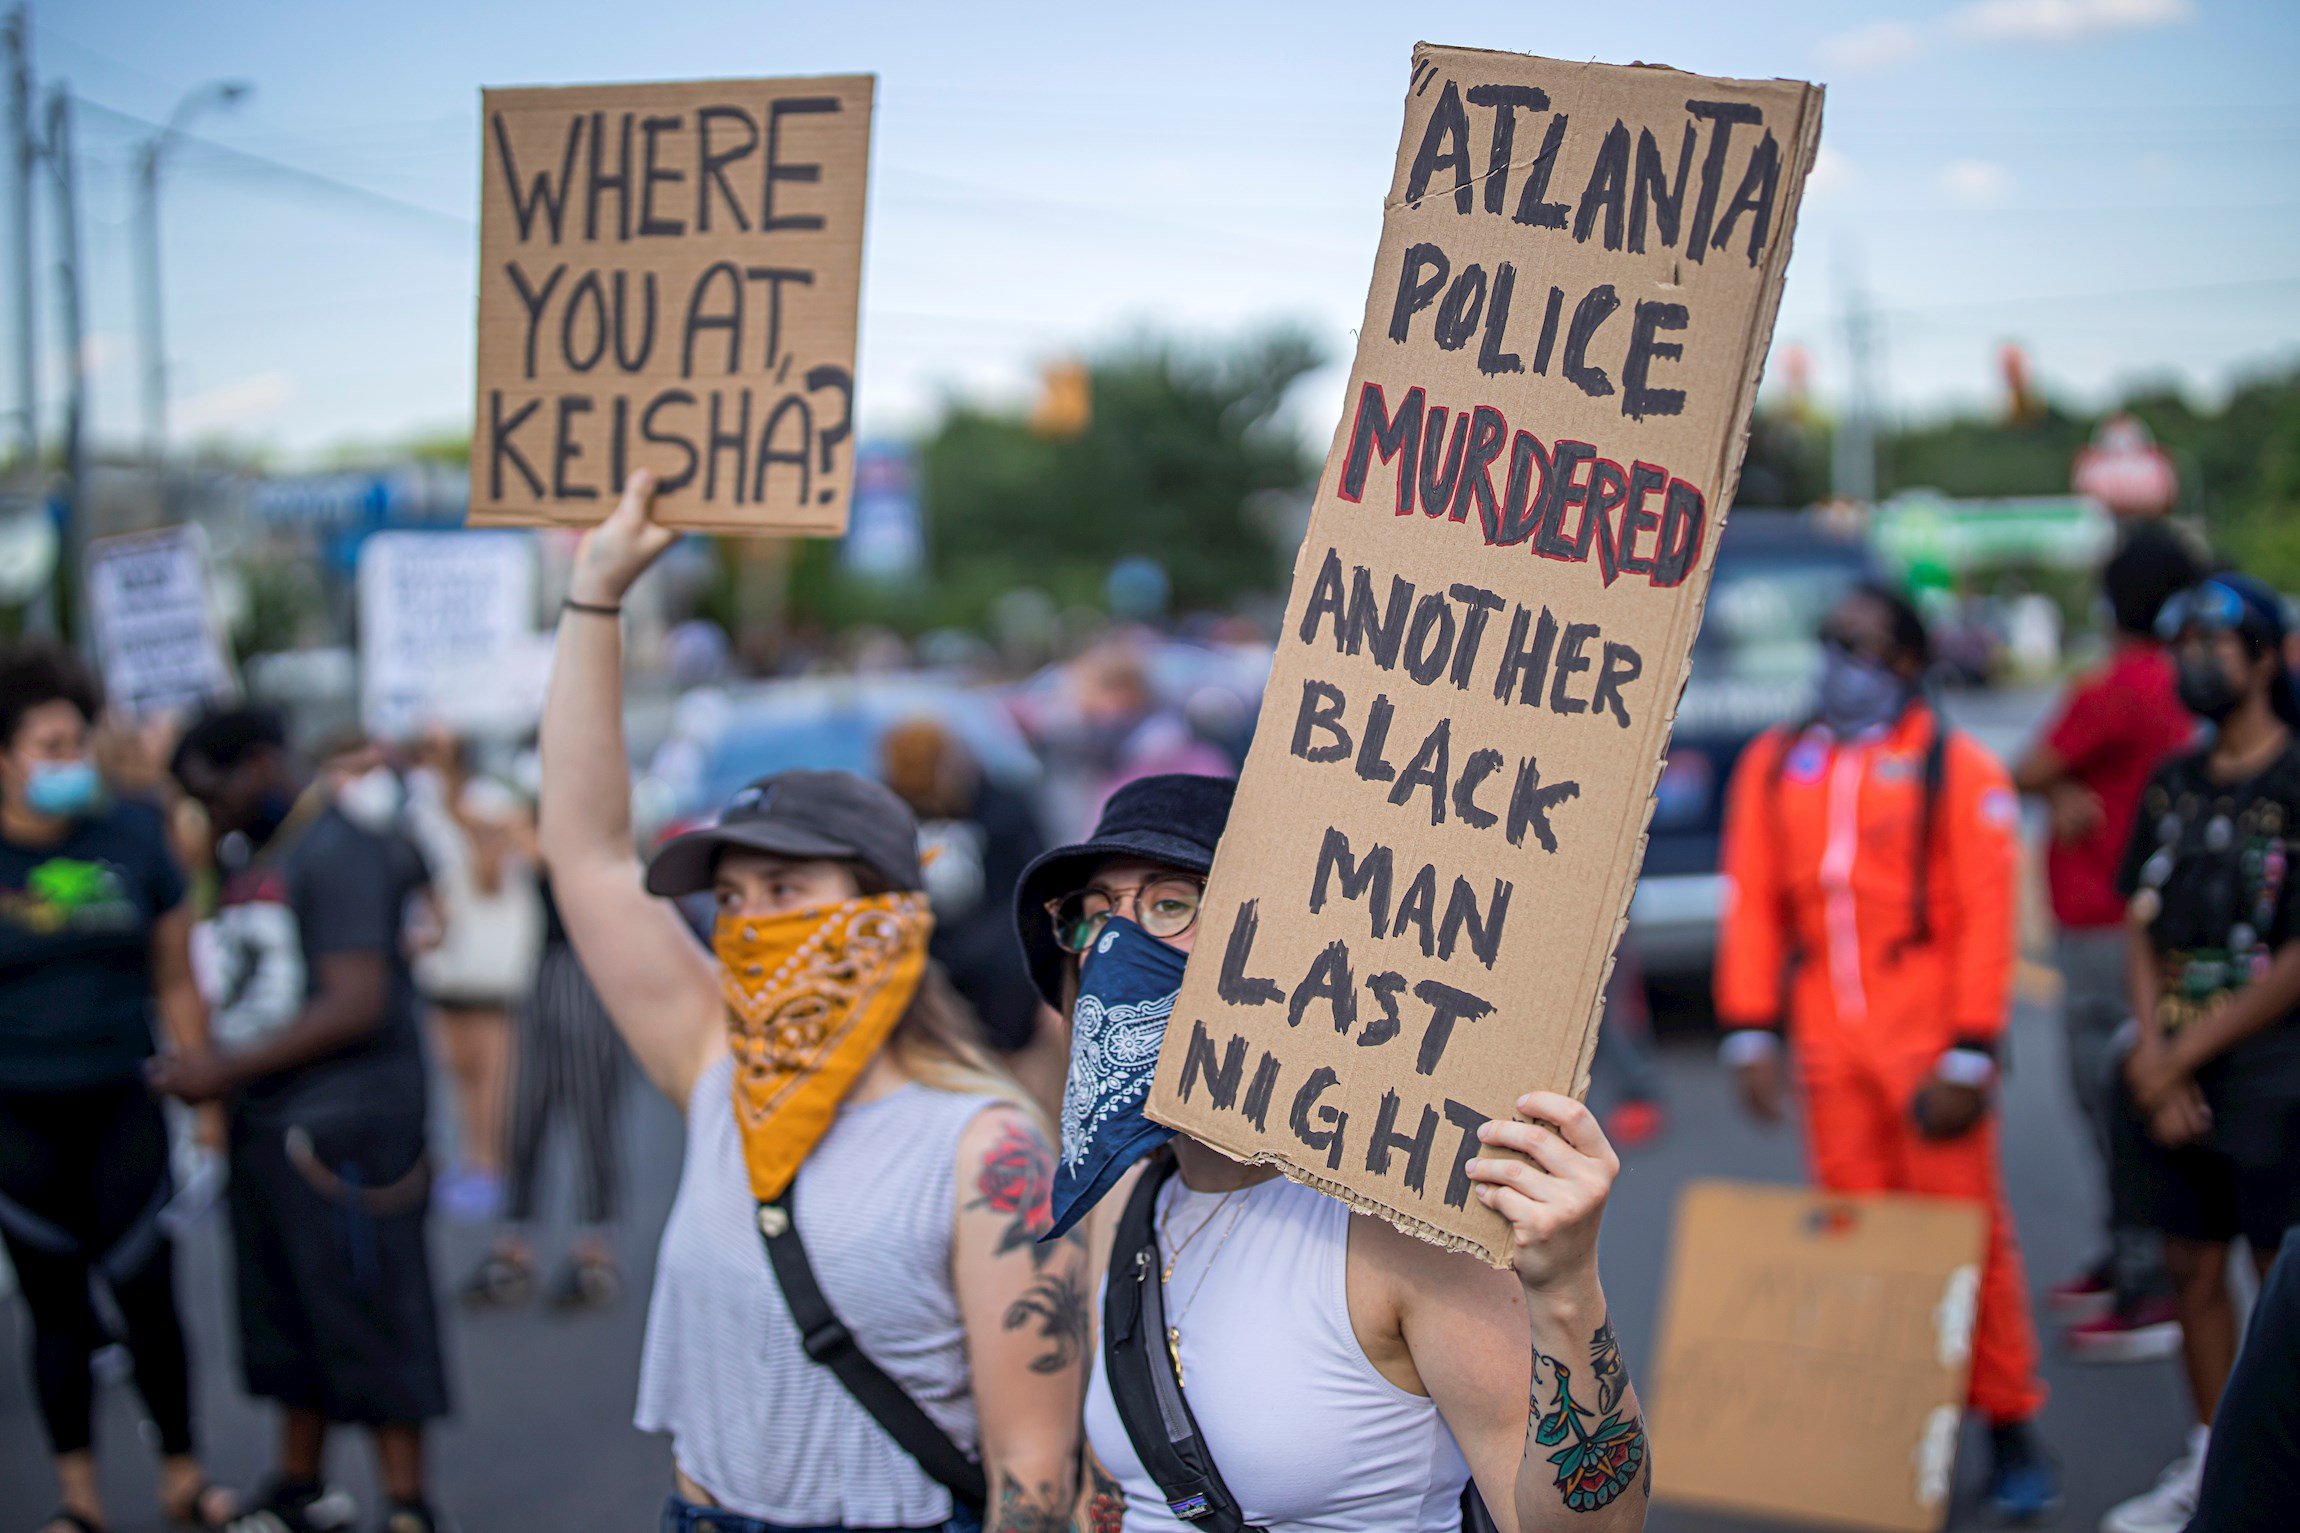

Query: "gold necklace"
left=1163, top=1192, right=1252, bottom=1387
left=1156, top=1186, right=1241, bottom=1284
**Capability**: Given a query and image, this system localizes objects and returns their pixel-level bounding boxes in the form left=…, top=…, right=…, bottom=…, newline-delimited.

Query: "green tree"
left=888, top=326, right=1325, bottom=628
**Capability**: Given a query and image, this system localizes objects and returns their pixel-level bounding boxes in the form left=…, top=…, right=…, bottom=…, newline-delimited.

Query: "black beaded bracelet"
left=562, top=597, right=623, bottom=618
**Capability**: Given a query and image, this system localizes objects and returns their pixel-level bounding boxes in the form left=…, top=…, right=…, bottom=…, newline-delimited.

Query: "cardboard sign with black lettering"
left=84, top=527, right=236, bottom=718
left=1649, top=1182, right=1986, bottom=1532
left=1147, top=45, right=1823, bottom=1262
left=469, top=75, right=872, bottom=535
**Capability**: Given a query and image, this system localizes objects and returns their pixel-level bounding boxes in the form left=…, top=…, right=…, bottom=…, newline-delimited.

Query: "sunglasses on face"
left=1046, top=875, right=1206, bottom=953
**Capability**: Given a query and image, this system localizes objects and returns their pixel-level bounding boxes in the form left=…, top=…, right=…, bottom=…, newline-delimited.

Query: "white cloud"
left=1939, top=158, right=2017, bottom=204
left=1818, top=19, right=1926, bottom=72
left=1805, top=145, right=1859, bottom=199
left=1949, top=0, right=2196, bottom=45
left=175, top=372, right=297, bottom=437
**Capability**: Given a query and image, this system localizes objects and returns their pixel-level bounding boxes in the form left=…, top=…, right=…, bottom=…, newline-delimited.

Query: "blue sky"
left=18, top=0, right=2300, bottom=463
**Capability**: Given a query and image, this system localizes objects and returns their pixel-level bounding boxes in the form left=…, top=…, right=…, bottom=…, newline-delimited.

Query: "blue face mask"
left=1044, top=916, right=1188, bottom=1241
left=24, top=759, right=100, bottom=818
left=1817, top=648, right=1909, bottom=739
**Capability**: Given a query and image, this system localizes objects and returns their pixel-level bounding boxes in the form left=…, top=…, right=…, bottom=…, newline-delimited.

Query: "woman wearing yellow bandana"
left=540, top=471, right=1087, bottom=1533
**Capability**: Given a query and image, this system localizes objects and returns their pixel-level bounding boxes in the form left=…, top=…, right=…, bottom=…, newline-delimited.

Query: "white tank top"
left=635, top=1054, right=997, bottom=1527
left=1085, top=1173, right=1471, bottom=1533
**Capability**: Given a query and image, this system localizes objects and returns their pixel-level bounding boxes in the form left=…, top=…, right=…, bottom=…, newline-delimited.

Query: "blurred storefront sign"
left=840, top=442, right=925, bottom=580
left=1871, top=493, right=2115, bottom=584
left=2072, top=413, right=2179, bottom=518
left=249, top=463, right=467, bottom=570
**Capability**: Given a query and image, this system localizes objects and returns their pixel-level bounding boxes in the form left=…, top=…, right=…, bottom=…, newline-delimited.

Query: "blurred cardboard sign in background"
left=85, top=526, right=237, bottom=718
left=1650, top=1181, right=1987, bottom=1533
left=358, top=532, right=548, bottom=740
left=1149, top=43, right=1822, bottom=1261
left=469, top=75, right=873, bottom=536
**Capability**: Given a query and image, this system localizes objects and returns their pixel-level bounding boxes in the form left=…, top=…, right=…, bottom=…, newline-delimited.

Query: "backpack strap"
left=755, top=1193, right=988, bottom=1514
left=1891, top=716, right=1952, bottom=961
left=1103, top=1155, right=1267, bottom=1531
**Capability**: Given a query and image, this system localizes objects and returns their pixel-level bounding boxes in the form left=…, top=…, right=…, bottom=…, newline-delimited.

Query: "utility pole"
left=4, top=7, right=35, bottom=476
left=1832, top=262, right=1881, bottom=506
left=46, top=86, right=83, bottom=649
left=135, top=79, right=249, bottom=493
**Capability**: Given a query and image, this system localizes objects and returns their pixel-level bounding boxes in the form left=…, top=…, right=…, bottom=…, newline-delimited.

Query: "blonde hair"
left=888, top=964, right=1048, bottom=1133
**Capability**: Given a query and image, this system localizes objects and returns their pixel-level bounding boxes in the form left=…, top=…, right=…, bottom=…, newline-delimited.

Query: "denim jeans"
left=660, top=1495, right=982, bottom=1533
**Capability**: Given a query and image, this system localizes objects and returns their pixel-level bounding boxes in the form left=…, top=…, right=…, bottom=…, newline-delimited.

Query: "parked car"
left=1628, top=511, right=1879, bottom=982
left=643, top=673, right=1042, bottom=830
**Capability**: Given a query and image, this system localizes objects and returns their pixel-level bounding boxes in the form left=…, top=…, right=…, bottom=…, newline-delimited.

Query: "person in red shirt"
left=2014, top=522, right=2201, bottom=1358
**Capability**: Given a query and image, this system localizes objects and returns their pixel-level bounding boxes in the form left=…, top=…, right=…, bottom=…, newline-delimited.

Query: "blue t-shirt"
left=0, top=799, right=187, bottom=1090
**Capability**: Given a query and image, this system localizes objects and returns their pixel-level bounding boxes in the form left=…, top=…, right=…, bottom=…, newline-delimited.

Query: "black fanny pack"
left=754, top=1191, right=988, bottom=1515
left=1101, top=1154, right=1496, bottom=1532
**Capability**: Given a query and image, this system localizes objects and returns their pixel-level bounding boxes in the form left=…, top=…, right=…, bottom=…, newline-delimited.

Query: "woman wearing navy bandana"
left=1016, top=774, right=1650, bottom=1532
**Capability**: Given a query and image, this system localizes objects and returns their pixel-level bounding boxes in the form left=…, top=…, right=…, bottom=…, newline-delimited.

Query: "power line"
left=1874, top=274, right=2300, bottom=317
left=68, top=93, right=470, bottom=233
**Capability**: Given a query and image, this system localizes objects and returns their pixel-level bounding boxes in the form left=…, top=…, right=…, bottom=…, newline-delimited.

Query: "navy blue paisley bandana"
left=1043, top=917, right=1187, bottom=1241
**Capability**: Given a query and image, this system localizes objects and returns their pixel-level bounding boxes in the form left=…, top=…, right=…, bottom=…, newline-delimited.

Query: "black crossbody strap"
left=1103, top=1156, right=1268, bottom=1532
left=1104, top=1160, right=1497, bottom=1533
left=755, top=1195, right=988, bottom=1514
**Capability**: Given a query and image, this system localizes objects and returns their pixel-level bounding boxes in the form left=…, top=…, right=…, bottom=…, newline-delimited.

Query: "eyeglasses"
left=1045, top=876, right=1205, bottom=953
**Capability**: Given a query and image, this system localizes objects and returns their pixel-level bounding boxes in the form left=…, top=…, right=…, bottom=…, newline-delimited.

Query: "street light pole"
left=47, top=85, right=85, bottom=649
left=134, top=79, right=248, bottom=483
left=5, top=8, right=36, bottom=476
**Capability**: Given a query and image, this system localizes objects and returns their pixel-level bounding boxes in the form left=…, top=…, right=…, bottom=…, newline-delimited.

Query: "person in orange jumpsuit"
left=1715, top=583, right=2060, bottom=1521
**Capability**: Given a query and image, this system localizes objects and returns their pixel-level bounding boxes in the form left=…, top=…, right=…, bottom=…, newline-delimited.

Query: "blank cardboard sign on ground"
left=1147, top=44, right=1822, bottom=1262
left=469, top=76, right=872, bottom=535
left=1650, top=1181, right=1988, bottom=1533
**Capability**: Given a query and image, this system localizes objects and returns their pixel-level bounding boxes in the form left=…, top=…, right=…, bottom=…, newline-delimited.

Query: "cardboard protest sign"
left=358, top=532, right=548, bottom=739
left=1649, top=1182, right=1987, bottom=1532
left=84, top=527, right=236, bottom=718
left=1147, top=45, right=1822, bottom=1261
left=469, top=75, right=873, bottom=535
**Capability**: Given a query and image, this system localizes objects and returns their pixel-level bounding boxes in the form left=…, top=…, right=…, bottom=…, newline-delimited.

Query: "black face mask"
left=2177, top=653, right=2244, bottom=722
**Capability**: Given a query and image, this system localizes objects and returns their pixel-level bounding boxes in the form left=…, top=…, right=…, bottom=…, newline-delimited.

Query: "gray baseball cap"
left=643, top=768, right=923, bottom=897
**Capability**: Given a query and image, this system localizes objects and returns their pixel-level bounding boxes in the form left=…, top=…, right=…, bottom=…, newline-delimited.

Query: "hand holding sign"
left=569, top=470, right=680, bottom=607
left=1465, top=1091, right=1620, bottom=1295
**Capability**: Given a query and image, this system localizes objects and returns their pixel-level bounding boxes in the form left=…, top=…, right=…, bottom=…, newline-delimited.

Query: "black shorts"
left=228, top=1102, right=450, bottom=1424
left=2113, top=1068, right=2300, bottom=1252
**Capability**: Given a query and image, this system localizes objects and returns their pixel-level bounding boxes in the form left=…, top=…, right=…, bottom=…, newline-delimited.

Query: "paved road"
left=0, top=689, right=2210, bottom=1531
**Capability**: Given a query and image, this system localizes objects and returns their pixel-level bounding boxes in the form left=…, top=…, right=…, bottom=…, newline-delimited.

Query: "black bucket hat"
left=645, top=768, right=923, bottom=898
left=1013, top=773, right=1236, bottom=1009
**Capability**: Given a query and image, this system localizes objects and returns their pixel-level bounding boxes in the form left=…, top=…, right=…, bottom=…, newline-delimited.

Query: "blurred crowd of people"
left=1714, top=520, right=2299, bottom=1531
left=3, top=498, right=2298, bottom=1533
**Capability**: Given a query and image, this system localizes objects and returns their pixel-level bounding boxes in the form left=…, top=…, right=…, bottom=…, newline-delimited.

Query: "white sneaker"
left=2100, top=1427, right=2208, bottom=1533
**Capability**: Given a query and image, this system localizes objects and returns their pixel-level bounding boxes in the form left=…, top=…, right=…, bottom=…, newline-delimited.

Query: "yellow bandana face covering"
left=713, top=892, right=933, bottom=1202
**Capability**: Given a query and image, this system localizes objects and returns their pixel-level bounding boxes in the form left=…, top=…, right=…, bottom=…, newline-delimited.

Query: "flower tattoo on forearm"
left=1530, top=1318, right=1649, bottom=1512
